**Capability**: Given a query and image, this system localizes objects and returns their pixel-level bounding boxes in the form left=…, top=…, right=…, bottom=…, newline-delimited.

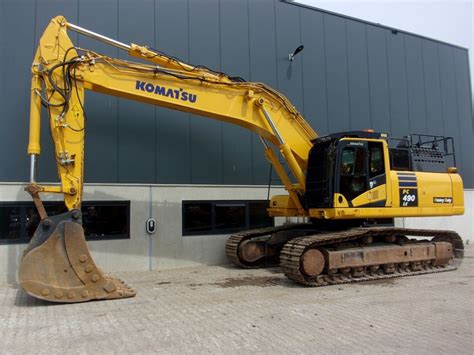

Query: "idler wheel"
left=239, top=240, right=266, bottom=263
left=301, top=249, right=325, bottom=277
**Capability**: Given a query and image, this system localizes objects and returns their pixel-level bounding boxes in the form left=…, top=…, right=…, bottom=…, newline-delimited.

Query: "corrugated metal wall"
left=0, top=0, right=472, bottom=187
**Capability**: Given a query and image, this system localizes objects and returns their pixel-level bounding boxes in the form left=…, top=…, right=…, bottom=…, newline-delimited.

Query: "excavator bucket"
left=19, top=209, right=136, bottom=303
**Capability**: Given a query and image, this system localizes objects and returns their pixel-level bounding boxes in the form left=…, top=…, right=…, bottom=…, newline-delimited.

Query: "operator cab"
left=305, top=131, right=455, bottom=209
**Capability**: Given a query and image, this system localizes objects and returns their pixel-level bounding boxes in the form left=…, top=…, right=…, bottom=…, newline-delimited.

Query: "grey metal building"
left=0, top=0, right=473, bottom=283
left=0, top=0, right=472, bottom=186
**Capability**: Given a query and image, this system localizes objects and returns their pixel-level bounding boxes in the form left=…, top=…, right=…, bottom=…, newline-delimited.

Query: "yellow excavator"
left=20, top=16, right=464, bottom=302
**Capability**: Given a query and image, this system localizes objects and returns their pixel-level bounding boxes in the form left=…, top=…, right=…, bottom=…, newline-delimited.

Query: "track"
left=280, top=227, right=464, bottom=287
left=225, top=223, right=312, bottom=268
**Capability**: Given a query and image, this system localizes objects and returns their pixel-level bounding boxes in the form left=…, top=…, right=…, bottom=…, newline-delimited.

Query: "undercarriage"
left=225, top=224, right=463, bottom=287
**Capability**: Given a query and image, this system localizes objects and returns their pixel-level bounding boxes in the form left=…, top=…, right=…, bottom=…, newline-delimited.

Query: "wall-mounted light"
left=289, top=45, right=304, bottom=61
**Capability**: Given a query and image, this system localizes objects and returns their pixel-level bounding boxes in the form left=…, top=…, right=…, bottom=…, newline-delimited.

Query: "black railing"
left=388, top=133, right=456, bottom=172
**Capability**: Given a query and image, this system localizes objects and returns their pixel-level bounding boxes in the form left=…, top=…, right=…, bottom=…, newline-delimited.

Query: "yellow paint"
left=268, top=195, right=303, bottom=217
left=27, top=75, right=42, bottom=155
left=333, top=193, right=349, bottom=208
left=28, top=16, right=315, bottom=210
left=351, top=184, right=387, bottom=207
left=308, top=171, right=464, bottom=219
left=27, top=16, right=464, bottom=222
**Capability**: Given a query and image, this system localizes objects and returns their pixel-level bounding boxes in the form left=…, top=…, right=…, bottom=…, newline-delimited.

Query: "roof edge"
left=281, top=0, right=468, bottom=51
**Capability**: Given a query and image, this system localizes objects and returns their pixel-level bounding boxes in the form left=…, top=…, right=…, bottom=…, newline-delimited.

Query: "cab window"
left=341, top=147, right=365, bottom=175
left=369, top=145, right=384, bottom=177
left=341, top=148, right=355, bottom=175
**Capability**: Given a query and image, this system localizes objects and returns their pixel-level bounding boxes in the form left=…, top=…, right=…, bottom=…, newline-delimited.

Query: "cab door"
left=365, top=141, right=387, bottom=206
left=335, top=140, right=387, bottom=207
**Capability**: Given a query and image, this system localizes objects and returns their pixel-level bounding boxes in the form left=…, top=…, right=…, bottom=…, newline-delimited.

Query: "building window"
left=182, top=200, right=274, bottom=236
left=0, top=201, right=130, bottom=244
left=182, top=202, right=213, bottom=233
left=0, top=206, right=22, bottom=242
left=215, top=203, right=246, bottom=230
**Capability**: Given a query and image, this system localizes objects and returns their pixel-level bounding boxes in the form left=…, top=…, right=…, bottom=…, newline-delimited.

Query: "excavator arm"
left=21, top=16, right=316, bottom=303
left=28, top=16, right=316, bottom=214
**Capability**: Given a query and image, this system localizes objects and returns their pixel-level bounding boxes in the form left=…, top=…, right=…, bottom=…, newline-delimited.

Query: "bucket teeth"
left=19, top=210, right=136, bottom=303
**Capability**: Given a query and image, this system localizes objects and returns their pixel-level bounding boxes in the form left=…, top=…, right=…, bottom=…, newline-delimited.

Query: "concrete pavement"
left=1, top=245, right=472, bottom=354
